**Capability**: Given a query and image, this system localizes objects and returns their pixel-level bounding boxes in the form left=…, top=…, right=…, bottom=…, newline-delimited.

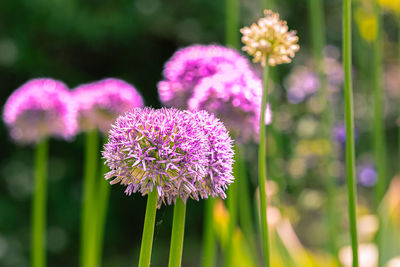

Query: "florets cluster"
left=188, top=70, right=263, bottom=142
left=102, top=107, right=234, bottom=206
left=3, top=78, right=77, bottom=144
left=241, top=10, right=299, bottom=67
left=158, top=44, right=266, bottom=142
left=158, top=44, right=251, bottom=109
left=73, top=78, right=144, bottom=133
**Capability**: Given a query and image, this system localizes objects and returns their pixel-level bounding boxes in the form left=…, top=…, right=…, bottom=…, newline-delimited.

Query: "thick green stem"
left=226, top=0, right=239, bottom=49
left=31, top=139, right=49, bottom=267
left=202, top=198, right=216, bottom=267
left=307, top=0, right=339, bottom=260
left=259, top=61, right=271, bottom=267
left=372, top=1, right=386, bottom=207
left=399, top=16, right=400, bottom=169
left=93, top=158, right=111, bottom=267
left=138, top=190, right=159, bottom=267
left=168, top=199, right=187, bottom=267
left=225, top=155, right=238, bottom=267
left=343, top=0, right=359, bottom=266
left=373, top=4, right=385, bottom=266
left=80, top=130, right=99, bottom=267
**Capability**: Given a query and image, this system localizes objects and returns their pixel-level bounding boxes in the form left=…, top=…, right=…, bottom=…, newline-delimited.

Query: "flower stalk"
left=168, top=199, right=187, bottom=267
left=138, top=190, right=158, bottom=267
left=92, top=145, right=111, bottom=267
left=31, top=139, right=49, bottom=267
left=343, top=0, right=359, bottom=265
left=226, top=0, right=239, bottom=49
left=372, top=0, right=386, bottom=208
left=259, top=58, right=271, bottom=267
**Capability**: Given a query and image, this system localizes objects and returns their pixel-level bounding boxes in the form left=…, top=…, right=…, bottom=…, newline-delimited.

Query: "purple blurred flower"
left=286, top=66, right=319, bottom=104
left=358, top=164, right=377, bottom=187
left=188, top=69, right=268, bottom=142
left=3, top=78, right=77, bottom=144
left=158, top=44, right=268, bottom=142
left=333, top=123, right=358, bottom=145
left=102, top=107, right=234, bottom=206
left=285, top=46, right=344, bottom=104
left=73, top=78, right=144, bottom=133
left=158, top=44, right=251, bottom=109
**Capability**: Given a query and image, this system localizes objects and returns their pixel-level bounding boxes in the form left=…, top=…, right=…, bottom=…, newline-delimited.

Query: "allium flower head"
left=102, top=107, right=234, bottom=206
left=158, top=44, right=251, bottom=109
left=188, top=69, right=265, bottom=142
left=3, top=78, right=77, bottom=144
left=240, top=10, right=300, bottom=67
left=73, top=78, right=144, bottom=133
left=158, top=44, right=268, bottom=142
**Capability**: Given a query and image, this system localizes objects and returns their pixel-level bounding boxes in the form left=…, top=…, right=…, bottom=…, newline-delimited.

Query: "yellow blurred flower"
left=379, top=0, right=400, bottom=14
left=355, top=8, right=377, bottom=42
left=240, top=10, right=299, bottom=67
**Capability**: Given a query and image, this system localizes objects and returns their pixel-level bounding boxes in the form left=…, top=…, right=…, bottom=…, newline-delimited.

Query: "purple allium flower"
left=187, top=70, right=265, bottom=142
left=102, top=107, right=234, bottom=206
left=358, top=164, right=378, bottom=187
left=158, top=44, right=251, bottom=109
left=285, top=66, right=319, bottom=104
left=3, top=78, right=78, bottom=144
left=158, top=44, right=268, bottom=142
left=73, top=78, right=144, bottom=133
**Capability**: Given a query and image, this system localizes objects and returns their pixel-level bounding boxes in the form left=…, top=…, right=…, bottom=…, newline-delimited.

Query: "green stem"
left=307, top=0, right=339, bottom=261
left=373, top=4, right=385, bottom=266
left=168, top=199, right=187, bottom=267
left=343, top=0, right=359, bottom=266
left=237, top=145, right=258, bottom=265
left=399, top=15, right=400, bottom=169
left=225, top=153, right=238, bottom=267
left=93, top=157, right=111, bottom=267
left=31, top=139, right=49, bottom=267
left=372, top=1, right=386, bottom=207
left=138, top=190, right=159, bottom=267
left=226, top=0, right=239, bottom=49
left=202, top=198, right=216, bottom=267
left=80, top=130, right=99, bottom=267
left=259, top=60, right=271, bottom=267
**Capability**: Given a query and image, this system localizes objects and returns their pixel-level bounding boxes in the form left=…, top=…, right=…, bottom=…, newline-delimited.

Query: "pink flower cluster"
left=158, top=44, right=267, bottom=142
left=3, top=78, right=143, bottom=144
left=72, top=78, right=144, bottom=133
